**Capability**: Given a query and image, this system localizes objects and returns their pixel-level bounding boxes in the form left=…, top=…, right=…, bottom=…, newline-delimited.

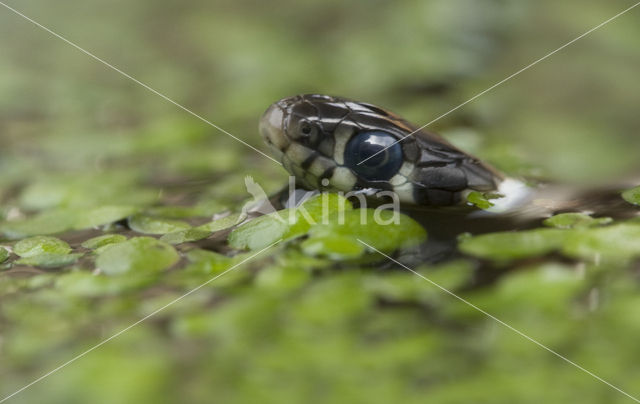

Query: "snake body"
left=260, top=94, right=504, bottom=206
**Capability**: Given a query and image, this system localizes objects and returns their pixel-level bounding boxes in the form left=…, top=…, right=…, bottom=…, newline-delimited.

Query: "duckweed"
left=14, top=236, right=71, bottom=257
left=2, top=2, right=640, bottom=403
left=81, top=234, right=128, bottom=250
left=543, top=212, right=612, bottom=229
left=127, top=215, right=191, bottom=235
left=622, top=185, right=640, bottom=206
left=0, top=246, right=9, bottom=263
left=95, top=237, right=180, bottom=275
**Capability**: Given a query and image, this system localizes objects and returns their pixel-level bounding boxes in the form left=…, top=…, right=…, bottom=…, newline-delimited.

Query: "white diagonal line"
left=0, top=1, right=282, bottom=167
left=357, top=1, right=640, bottom=166
left=357, top=239, right=640, bottom=403
left=0, top=240, right=281, bottom=403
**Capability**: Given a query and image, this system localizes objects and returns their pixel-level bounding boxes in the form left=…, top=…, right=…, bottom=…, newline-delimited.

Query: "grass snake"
left=260, top=94, right=506, bottom=207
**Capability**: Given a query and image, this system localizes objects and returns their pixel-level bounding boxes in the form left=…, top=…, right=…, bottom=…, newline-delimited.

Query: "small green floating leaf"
left=18, top=180, right=69, bottom=210
left=285, top=193, right=353, bottom=238
left=0, top=209, right=76, bottom=239
left=10, top=235, right=78, bottom=268
left=163, top=213, right=243, bottom=245
left=622, top=186, right=640, bottom=206
left=185, top=248, right=230, bottom=264
left=543, top=212, right=612, bottom=229
left=425, top=260, right=476, bottom=291
left=254, top=263, right=311, bottom=291
left=301, top=235, right=365, bottom=260
left=81, top=234, right=127, bottom=249
left=56, top=271, right=154, bottom=297
left=181, top=249, right=233, bottom=276
left=16, top=253, right=83, bottom=268
left=307, top=209, right=426, bottom=254
left=197, top=213, right=243, bottom=232
left=73, top=205, right=140, bottom=230
left=365, top=260, right=473, bottom=304
left=0, top=247, right=9, bottom=263
left=466, top=191, right=495, bottom=209
left=160, top=228, right=211, bottom=244
left=18, top=174, right=158, bottom=210
left=145, top=205, right=210, bottom=219
left=228, top=194, right=357, bottom=251
left=562, top=223, right=640, bottom=263
left=128, top=214, right=191, bottom=235
left=146, top=203, right=230, bottom=219
left=228, top=214, right=288, bottom=250
left=95, top=237, right=179, bottom=275
left=455, top=262, right=583, bottom=321
left=14, top=236, right=71, bottom=257
left=459, top=228, right=568, bottom=262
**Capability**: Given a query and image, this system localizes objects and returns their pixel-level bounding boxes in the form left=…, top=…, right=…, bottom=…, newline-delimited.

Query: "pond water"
left=2, top=1, right=640, bottom=403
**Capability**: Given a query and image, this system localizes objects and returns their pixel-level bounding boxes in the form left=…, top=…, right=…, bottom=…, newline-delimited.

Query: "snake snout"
left=259, top=103, right=290, bottom=158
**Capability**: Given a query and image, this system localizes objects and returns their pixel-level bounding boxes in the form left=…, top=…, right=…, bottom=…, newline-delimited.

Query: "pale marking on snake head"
left=392, top=182, right=416, bottom=204
left=330, top=166, right=357, bottom=191
left=332, top=126, right=353, bottom=166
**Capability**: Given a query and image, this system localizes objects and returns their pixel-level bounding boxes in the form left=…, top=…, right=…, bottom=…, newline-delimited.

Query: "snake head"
left=260, top=94, right=503, bottom=206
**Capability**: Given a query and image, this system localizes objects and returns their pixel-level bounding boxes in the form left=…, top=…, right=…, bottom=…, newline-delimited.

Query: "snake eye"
left=344, top=130, right=403, bottom=181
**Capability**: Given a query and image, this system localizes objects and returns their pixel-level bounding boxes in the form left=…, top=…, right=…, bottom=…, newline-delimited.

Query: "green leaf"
left=95, top=237, right=179, bottom=275
left=160, top=213, right=244, bottom=245
left=307, top=209, right=426, bottom=254
left=622, top=186, right=640, bottom=206
left=81, top=234, right=127, bottom=249
left=1, top=205, right=140, bottom=238
left=233, top=194, right=354, bottom=247
left=465, top=191, right=494, bottom=209
left=459, top=228, right=568, bottom=262
left=300, top=235, right=365, bottom=260
left=228, top=214, right=288, bottom=250
left=185, top=248, right=231, bottom=264
left=254, top=262, right=311, bottom=291
left=14, top=236, right=71, bottom=257
left=0, top=209, right=76, bottom=239
left=127, top=215, right=191, bottom=235
left=145, top=205, right=211, bottom=219
left=365, top=260, right=473, bottom=304
left=160, top=228, right=212, bottom=244
left=543, top=212, right=612, bottom=229
left=285, top=194, right=353, bottom=239
left=0, top=246, right=9, bottom=263
left=562, top=223, right=640, bottom=263
left=18, top=174, right=158, bottom=210
left=181, top=249, right=233, bottom=276
left=196, top=213, right=243, bottom=232
left=16, top=253, right=83, bottom=268
left=56, top=271, right=153, bottom=297
left=73, top=205, right=140, bottom=230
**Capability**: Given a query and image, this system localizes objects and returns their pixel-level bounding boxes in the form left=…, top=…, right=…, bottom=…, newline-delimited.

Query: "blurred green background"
left=1, top=0, right=640, bottom=403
